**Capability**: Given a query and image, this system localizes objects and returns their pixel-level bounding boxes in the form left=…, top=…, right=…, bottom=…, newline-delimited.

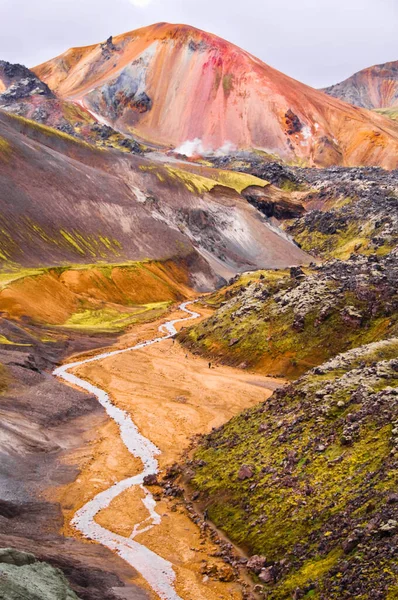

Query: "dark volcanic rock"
left=208, top=153, right=303, bottom=188
left=246, top=555, right=267, bottom=574
left=288, top=166, right=398, bottom=257
left=131, top=92, right=152, bottom=113
left=237, top=465, right=254, bottom=480
left=0, top=60, right=55, bottom=105
left=242, top=186, right=305, bottom=219
left=259, top=565, right=276, bottom=584
left=285, top=109, right=302, bottom=134
left=143, top=474, right=159, bottom=486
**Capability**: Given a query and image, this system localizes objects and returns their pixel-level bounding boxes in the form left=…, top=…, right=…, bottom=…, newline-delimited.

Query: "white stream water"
left=53, top=301, right=200, bottom=600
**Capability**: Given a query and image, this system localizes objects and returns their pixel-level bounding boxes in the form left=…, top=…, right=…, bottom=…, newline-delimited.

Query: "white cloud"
left=129, top=0, right=153, bottom=7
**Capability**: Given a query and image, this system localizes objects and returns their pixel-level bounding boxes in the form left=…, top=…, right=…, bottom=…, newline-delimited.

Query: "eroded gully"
left=53, top=301, right=200, bottom=600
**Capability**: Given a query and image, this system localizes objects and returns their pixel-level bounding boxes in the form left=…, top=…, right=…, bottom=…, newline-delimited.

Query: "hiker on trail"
left=203, top=509, right=208, bottom=520
left=208, top=362, right=211, bottom=369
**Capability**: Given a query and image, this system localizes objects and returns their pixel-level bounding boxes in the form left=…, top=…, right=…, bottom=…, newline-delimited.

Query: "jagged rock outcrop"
left=0, top=61, right=54, bottom=102
left=241, top=185, right=305, bottom=219
left=0, top=62, right=55, bottom=106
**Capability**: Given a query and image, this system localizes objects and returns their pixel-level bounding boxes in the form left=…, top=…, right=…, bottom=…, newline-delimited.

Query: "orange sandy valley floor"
left=49, top=304, right=284, bottom=600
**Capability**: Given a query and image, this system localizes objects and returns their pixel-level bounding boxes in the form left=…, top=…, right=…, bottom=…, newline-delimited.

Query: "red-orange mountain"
left=34, top=23, right=398, bottom=169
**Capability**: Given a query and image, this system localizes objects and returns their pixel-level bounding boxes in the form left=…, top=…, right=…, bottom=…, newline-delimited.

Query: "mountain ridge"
left=0, top=110, right=310, bottom=283
left=32, top=22, right=398, bottom=169
left=323, top=60, right=398, bottom=110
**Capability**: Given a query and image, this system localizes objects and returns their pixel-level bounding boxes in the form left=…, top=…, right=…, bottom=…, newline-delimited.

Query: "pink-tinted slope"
left=35, top=23, right=398, bottom=168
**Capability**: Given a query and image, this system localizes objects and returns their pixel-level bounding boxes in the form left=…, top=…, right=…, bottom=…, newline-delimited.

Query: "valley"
left=52, top=301, right=282, bottom=600
left=0, top=292, right=282, bottom=599
left=0, top=15, right=397, bottom=600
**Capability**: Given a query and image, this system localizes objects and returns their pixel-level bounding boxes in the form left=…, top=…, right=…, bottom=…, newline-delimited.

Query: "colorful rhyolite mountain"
left=323, top=60, right=398, bottom=110
left=34, top=23, right=398, bottom=168
left=0, top=110, right=312, bottom=284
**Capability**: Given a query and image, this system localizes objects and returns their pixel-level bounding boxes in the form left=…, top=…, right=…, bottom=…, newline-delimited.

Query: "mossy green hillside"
left=63, top=302, right=171, bottom=332
left=291, top=218, right=395, bottom=260
left=140, top=163, right=268, bottom=195
left=0, top=260, right=192, bottom=331
left=0, top=135, right=12, bottom=161
left=287, top=190, right=398, bottom=260
left=180, top=255, right=398, bottom=378
left=374, top=107, right=398, bottom=122
left=204, top=269, right=291, bottom=307
left=186, top=338, right=398, bottom=599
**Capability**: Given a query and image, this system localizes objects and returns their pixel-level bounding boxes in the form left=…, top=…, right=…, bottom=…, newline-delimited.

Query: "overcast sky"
left=0, top=0, right=396, bottom=88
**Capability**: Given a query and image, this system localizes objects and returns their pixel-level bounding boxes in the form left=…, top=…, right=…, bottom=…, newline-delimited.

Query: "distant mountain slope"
left=34, top=23, right=398, bottom=169
left=0, top=111, right=310, bottom=285
left=323, top=60, right=398, bottom=109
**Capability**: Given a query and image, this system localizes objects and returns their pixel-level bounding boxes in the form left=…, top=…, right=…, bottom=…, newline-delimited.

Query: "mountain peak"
left=323, top=59, right=398, bottom=109
left=33, top=24, right=398, bottom=168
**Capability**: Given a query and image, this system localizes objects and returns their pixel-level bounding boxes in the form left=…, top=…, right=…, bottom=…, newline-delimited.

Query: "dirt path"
left=51, top=302, right=284, bottom=600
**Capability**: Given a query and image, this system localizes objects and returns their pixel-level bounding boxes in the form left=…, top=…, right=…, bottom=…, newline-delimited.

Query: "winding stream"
left=53, top=301, right=200, bottom=600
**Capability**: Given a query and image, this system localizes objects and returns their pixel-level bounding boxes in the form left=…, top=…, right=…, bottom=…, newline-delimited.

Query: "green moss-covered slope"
left=184, top=338, right=398, bottom=599
left=179, top=252, right=398, bottom=378
left=0, top=260, right=192, bottom=331
left=286, top=168, right=398, bottom=260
